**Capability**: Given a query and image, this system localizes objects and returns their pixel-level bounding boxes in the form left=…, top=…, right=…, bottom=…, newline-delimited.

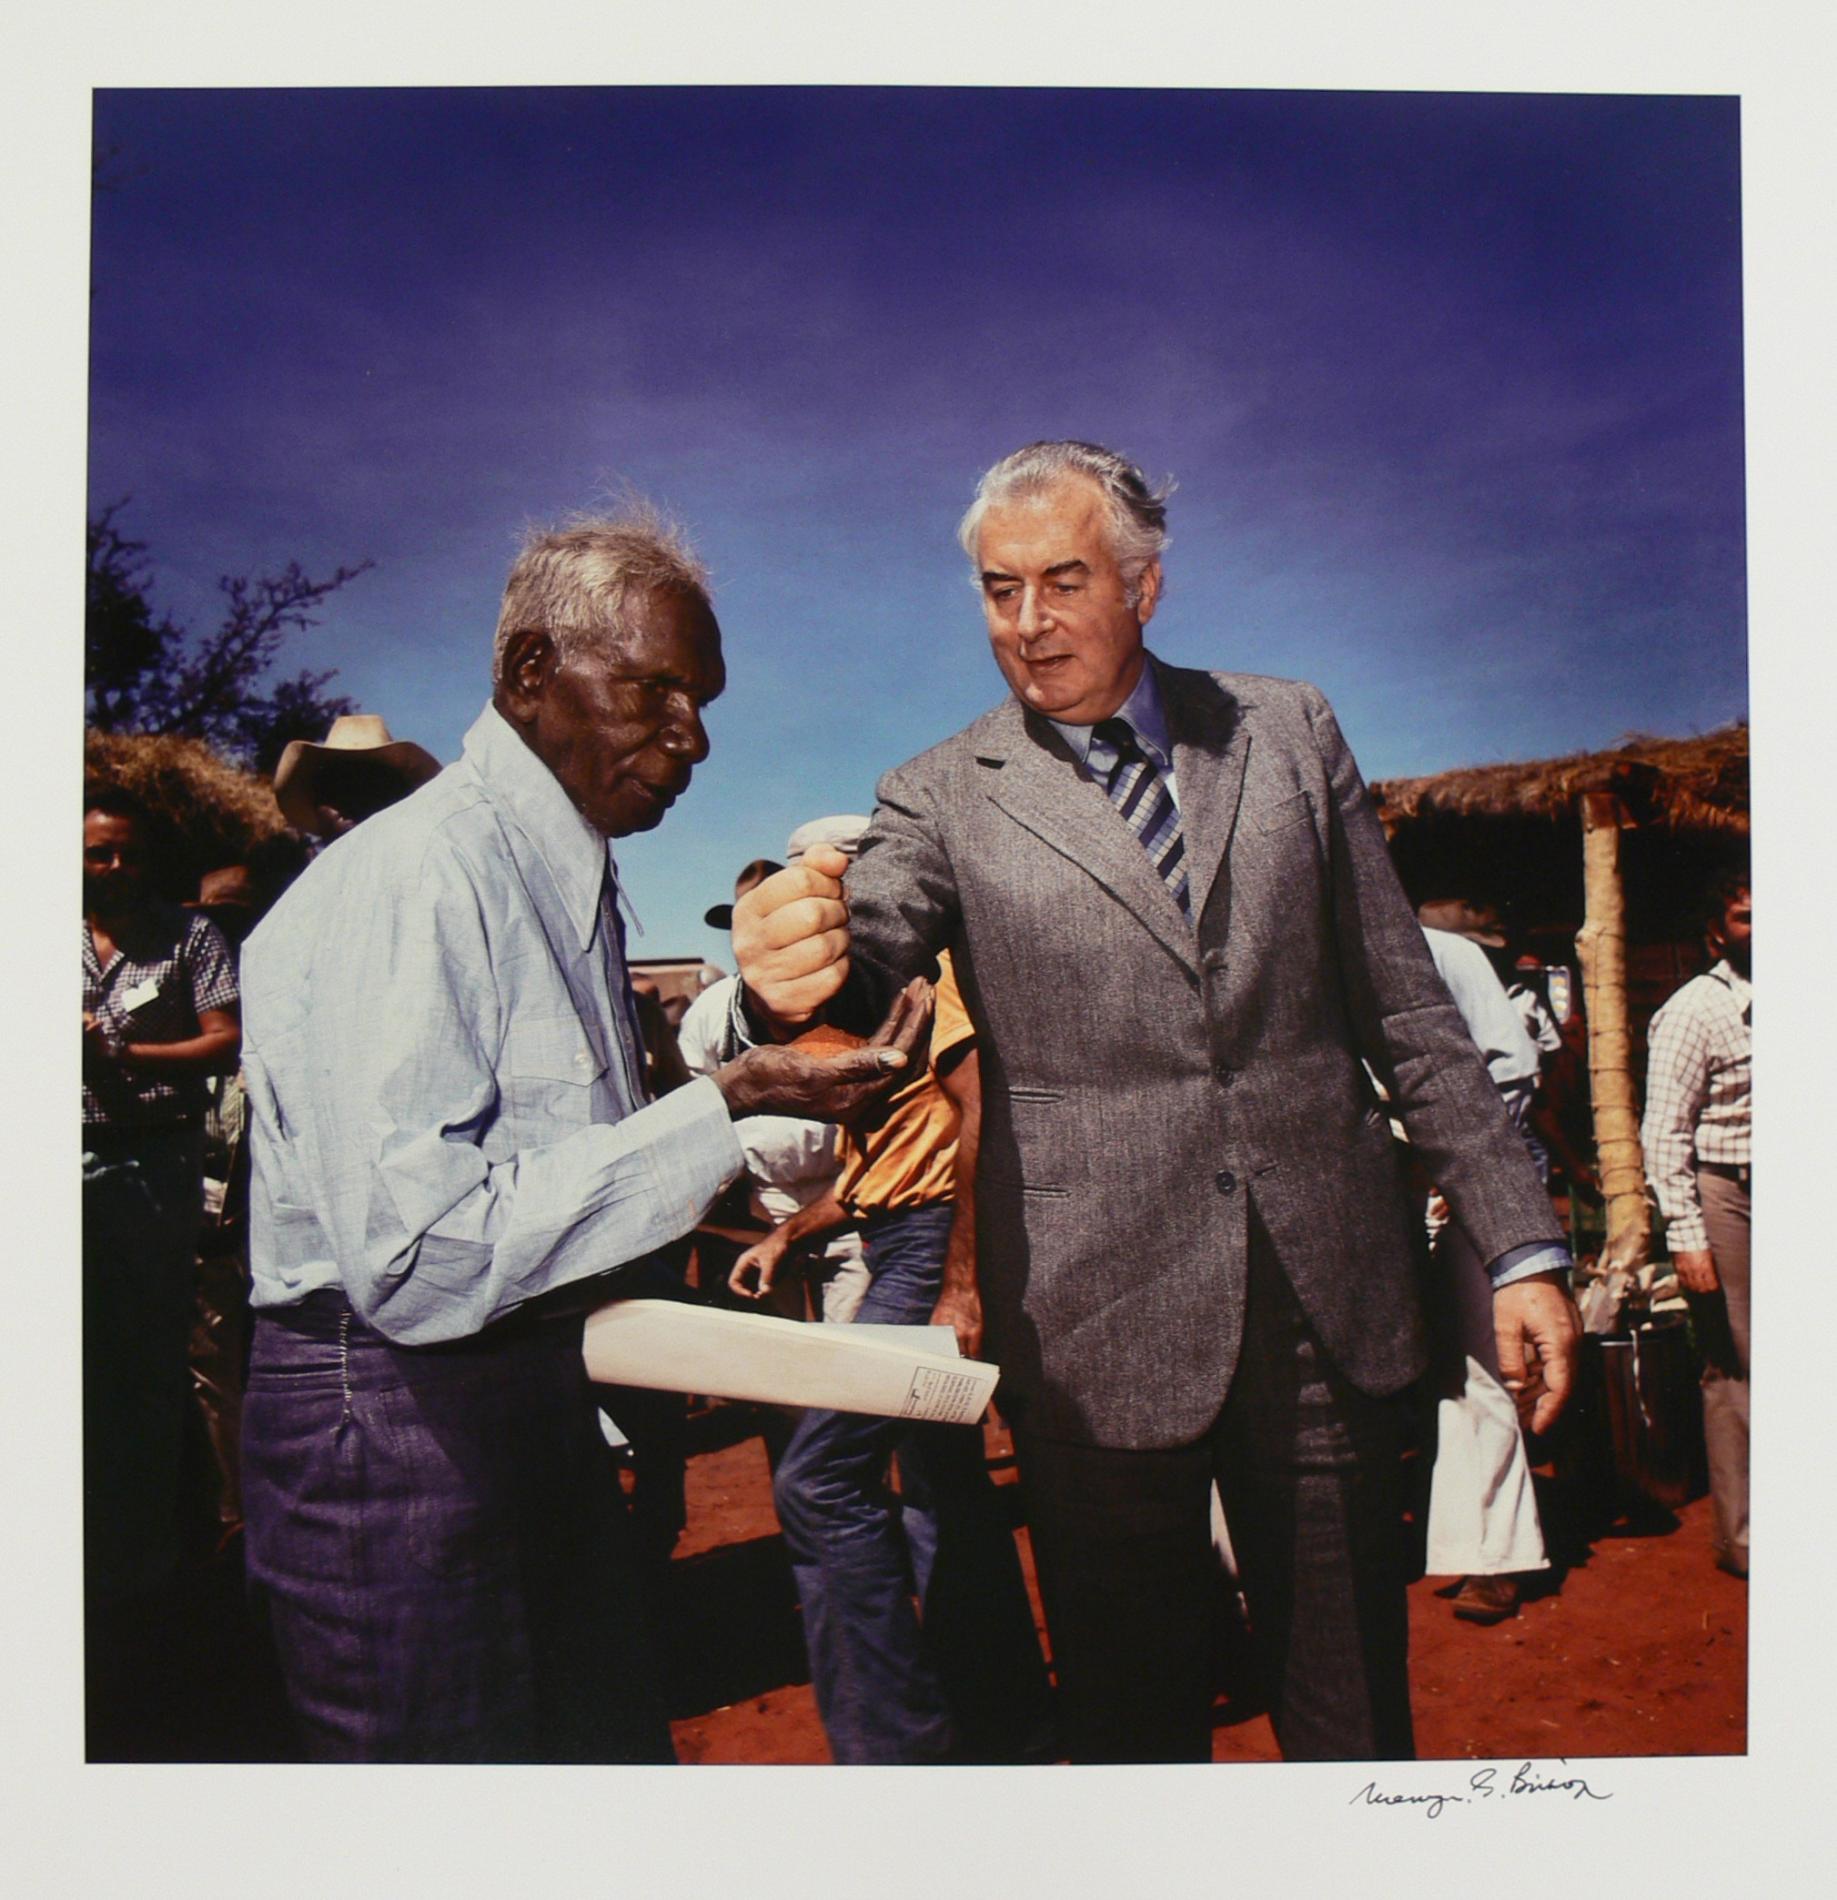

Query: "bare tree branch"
left=85, top=506, right=373, bottom=768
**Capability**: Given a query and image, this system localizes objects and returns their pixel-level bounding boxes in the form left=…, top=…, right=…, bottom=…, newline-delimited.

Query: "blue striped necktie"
left=1089, top=716, right=1192, bottom=920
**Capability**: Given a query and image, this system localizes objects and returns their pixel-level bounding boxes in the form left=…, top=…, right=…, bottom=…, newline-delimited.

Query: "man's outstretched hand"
left=732, top=843, right=854, bottom=1028
left=728, top=1225, right=795, bottom=1302
left=714, top=978, right=930, bottom=1123
left=1493, top=1272, right=1582, bottom=1437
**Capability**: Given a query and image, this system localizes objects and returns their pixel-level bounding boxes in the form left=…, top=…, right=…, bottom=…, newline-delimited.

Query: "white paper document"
left=581, top=1298, right=1000, bottom=1425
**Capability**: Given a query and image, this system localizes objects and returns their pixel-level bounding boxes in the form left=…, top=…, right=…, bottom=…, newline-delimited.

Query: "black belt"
left=1696, top=1160, right=1751, bottom=1186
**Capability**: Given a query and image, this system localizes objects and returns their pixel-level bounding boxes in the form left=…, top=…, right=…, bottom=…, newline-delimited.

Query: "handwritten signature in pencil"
left=1351, top=1761, right=1613, bottom=1818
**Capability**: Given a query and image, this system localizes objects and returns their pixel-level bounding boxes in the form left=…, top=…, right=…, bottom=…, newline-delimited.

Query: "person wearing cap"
left=730, top=439, right=1579, bottom=1762
left=237, top=505, right=925, bottom=1763
left=703, top=857, right=784, bottom=934
left=678, top=851, right=870, bottom=1331
left=271, top=712, right=442, bottom=841
left=725, top=819, right=1052, bottom=1764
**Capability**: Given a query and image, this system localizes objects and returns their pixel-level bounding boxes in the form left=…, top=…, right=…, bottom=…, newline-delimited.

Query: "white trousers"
left=1423, top=1220, right=1548, bottom=1577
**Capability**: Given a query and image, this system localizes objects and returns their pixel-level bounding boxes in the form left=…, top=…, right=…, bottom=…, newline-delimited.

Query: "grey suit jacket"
left=838, top=658, right=1565, bottom=1449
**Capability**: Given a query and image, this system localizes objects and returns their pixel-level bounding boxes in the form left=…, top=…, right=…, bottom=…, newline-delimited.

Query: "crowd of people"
left=81, top=438, right=1751, bottom=1764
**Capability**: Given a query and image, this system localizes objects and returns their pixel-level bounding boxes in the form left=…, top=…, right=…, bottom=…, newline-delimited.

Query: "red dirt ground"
left=661, top=1406, right=1746, bottom=1766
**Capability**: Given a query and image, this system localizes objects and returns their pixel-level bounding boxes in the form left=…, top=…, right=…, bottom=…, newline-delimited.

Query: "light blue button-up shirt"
left=241, top=703, right=744, bottom=1344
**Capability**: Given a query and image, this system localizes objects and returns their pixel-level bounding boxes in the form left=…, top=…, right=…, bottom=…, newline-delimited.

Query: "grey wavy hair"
left=491, top=500, right=713, bottom=686
left=957, top=440, right=1174, bottom=603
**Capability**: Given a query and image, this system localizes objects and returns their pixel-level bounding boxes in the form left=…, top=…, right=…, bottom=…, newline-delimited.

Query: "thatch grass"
left=1374, top=723, right=1748, bottom=834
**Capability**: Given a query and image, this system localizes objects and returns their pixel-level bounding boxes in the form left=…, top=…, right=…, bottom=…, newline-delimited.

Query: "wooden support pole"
left=1574, top=790, right=1650, bottom=1276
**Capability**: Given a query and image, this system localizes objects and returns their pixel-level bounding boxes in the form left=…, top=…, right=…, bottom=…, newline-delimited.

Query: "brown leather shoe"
left=1450, top=1574, right=1520, bottom=1624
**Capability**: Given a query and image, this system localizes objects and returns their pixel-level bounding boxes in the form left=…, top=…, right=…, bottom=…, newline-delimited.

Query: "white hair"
left=491, top=500, right=712, bottom=687
left=956, top=440, right=1174, bottom=603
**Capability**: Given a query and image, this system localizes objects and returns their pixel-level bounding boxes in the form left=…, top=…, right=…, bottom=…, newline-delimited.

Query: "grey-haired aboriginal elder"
left=238, top=504, right=924, bottom=1761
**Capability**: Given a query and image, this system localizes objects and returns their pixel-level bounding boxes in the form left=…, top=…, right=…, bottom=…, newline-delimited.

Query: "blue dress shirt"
left=240, top=703, right=744, bottom=1344
left=1048, top=661, right=1181, bottom=810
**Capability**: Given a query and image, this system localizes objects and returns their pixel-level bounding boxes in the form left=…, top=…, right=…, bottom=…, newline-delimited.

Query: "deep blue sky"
left=87, top=87, right=1747, bottom=965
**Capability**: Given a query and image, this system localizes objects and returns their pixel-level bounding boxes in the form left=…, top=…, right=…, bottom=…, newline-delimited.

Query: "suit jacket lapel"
left=977, top=697, right=1200, bottom=978
left=1158, top=659, right=1251, bottom=925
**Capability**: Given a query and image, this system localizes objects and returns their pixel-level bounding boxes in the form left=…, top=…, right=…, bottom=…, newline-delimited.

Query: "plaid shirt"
left=83, top=904, right=240, bottom=1128
left=1641, top=959, right=1751, bottom=1254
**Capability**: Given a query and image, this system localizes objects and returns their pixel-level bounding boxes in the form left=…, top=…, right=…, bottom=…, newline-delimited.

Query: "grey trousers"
left=1012, top=1233, right=1413, bottom=1763
left=1697, top=1167, right=1751, bottom=1566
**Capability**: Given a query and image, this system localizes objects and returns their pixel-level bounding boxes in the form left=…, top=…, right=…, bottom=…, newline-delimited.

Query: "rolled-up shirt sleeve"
left=257, top=840, right=743, bottom=1345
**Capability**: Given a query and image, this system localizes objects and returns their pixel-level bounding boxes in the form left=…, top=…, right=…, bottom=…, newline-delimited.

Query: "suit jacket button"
left=1215, top=1170, right=1237, bottom=1194
left=1214, top=1062, right=1235, bottom=1085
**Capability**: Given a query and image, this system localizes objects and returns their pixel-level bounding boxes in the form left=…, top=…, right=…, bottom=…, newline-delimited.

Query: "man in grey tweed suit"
left=734, top=440, right=1580, bottom=1761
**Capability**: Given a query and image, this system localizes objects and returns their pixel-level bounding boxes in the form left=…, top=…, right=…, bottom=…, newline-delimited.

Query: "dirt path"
left=662, top=1406, right=1746, bottom=1765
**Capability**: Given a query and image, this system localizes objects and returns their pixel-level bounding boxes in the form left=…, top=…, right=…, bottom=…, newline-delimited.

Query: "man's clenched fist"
left=731, top=841, right=855, bottom=1027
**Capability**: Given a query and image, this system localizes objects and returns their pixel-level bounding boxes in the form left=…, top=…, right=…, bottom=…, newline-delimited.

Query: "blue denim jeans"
left=243, top=1291, right=673, bottom=1762
left=772, top=1203, right=1051, bottom=1763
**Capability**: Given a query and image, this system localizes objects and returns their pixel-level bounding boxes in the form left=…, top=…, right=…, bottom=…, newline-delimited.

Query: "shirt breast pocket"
left=118, top=978, right=197, bottom=1044
left=498, top=1014, right=608, bottom=1129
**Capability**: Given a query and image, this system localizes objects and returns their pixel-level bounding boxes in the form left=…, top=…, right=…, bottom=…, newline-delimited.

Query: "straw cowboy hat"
left=272, top=714, right=441, bottom=833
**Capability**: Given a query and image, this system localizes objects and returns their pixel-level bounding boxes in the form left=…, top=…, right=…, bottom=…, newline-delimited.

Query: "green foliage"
left=86, top=502, right=371, bottom=773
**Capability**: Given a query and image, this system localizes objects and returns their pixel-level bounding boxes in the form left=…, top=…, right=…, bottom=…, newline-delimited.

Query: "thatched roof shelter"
left=85, top=729, right=301, bottom=901
left=1374, top=723, right=1749, bottom=950
left=1375, top=723, right=1749, bottom=837
left=1375, top=722, right=1750, bottom=1279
